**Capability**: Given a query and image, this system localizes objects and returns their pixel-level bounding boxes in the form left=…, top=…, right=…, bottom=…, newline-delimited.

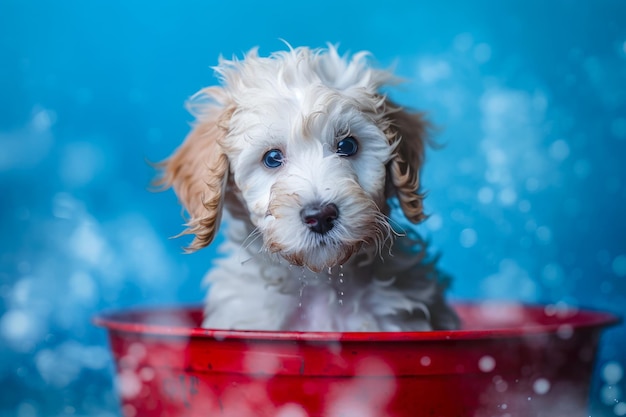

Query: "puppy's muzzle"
left=300, top=203, right=339, bottom=235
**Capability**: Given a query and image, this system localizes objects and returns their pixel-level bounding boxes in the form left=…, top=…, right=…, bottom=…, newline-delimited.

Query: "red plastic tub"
left=95, top=303, right=618, bottom=417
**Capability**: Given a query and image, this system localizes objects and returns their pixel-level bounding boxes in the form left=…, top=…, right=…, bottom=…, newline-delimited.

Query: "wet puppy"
left=158, top=45, right=459, bottom=331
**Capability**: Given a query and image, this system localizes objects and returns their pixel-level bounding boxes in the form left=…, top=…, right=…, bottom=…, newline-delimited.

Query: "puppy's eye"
left=336, top=136, right=359, bottom=157
left=262, top=149, right=284, bottom=168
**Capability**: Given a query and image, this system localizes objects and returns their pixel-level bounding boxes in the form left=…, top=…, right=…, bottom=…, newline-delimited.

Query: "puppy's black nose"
left=300, top=203, right=339, bottom=235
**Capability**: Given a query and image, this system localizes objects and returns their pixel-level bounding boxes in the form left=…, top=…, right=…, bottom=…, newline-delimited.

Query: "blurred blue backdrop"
left=1, top=0, right=625, bottom=416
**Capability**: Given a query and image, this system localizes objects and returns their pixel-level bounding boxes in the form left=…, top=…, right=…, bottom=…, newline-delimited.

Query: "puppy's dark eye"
left=336, top=136, right=359, bottom=157
left=262, top=149, right=284, bottom=168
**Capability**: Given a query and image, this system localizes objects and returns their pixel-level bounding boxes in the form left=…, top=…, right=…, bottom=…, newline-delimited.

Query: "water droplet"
left=1, top=309, right=38, bottom=348
left=519, top=236, right=532, bottom=249
left=17, top=402, right=37, bottom=417
left=533, top=378, right=551, bottom=395
left=417, top=58, right=452, bottom=84
left=118, top=369, right=142, bottom=399
left=601, top=384, right=622, bottom=405
left=478, top=187, right=494, bottom=204
left=525, top=178, right=540, bottom=192
left=535, top=226, right=552, bottom=244
left=518, top=199, right=531, bottom=213
left=487, top=148, right=507, bottom=165
left=600, top=280, right=613, bottom=294
left=460, top=228, right=478, bottom=248
left=337, top=265, right=345, bottom=307
left=453, top=32, right=474, bottom=52
left=32, top=108, right=55, bottom=131
left=139, top=367, right=155, bottom=381
left=612, top=255, right=626, bottom=277
left=614, top=402, right=626, bottom=416
left=498, top=188, right=517, bottom=206
left=478, top=355, right=496, bottom=372
left=493, top=376, right=508, bottom=393
left=425, top=213, right=443, bottom=231
left=474, top=43, right=492, bottom=63
left=420, top=356, right=431, bottom=366
left=541, top=263, right=564, bottom=287
left=602, top=362, right=624, bottom=385
left=556, top=324, right=574, bottom=340
left=548, top=139, right=570, bottom=161
left=298, top=272, right=308, bottom=310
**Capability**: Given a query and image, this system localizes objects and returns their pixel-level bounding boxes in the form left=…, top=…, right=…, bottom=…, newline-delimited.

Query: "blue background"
left=1, top=0, right=625, bottom=416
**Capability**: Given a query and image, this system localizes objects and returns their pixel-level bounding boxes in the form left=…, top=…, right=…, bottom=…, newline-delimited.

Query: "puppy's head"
left=158, top=46, right=429, bottom=271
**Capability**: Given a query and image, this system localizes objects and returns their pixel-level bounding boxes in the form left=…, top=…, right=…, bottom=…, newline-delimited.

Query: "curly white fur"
left=159, top=45, right=459, bottom=332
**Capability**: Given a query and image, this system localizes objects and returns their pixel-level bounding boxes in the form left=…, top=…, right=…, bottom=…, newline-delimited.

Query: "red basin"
left=94, top=303, right=618, bottom=417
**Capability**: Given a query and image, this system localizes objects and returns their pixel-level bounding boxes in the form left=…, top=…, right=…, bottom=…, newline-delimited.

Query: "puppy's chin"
left=278, top=243, right=358, bottom=273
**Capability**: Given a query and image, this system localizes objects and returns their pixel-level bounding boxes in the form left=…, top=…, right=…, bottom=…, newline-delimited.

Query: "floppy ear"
left=384, top=100, right=431, bottom=224
left=155, top=87, right=234, bottom=251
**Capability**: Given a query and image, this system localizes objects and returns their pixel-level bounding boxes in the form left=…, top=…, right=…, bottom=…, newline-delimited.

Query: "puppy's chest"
left=284, top=271, right=380, bottom=332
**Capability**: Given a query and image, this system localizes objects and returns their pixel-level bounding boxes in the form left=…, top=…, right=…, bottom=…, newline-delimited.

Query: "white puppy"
left=158, top=45, right=459, bottom=332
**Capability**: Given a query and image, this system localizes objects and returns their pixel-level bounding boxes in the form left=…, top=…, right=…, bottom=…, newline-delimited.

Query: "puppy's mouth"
left=263, top=192, right=386, bottom=272
left=277, top=240, right=359, bottom=273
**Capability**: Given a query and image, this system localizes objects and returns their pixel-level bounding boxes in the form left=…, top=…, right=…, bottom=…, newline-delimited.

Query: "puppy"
left=158, top=45, right=459, bottom=332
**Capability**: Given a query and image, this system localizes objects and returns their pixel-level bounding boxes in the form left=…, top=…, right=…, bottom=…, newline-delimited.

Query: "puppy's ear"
left=384, top=100, right=431, bottom=224
left=155, top=87, right=234, bottom=251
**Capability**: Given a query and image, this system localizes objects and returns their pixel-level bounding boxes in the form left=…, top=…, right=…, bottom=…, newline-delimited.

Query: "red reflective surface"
left=95, top=303, right=619, bottom=417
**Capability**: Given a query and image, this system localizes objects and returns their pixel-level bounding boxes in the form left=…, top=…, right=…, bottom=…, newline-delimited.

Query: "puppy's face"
left=159, top=46, right=428, bottom=272
left=223, top=86, right=394, bottom=271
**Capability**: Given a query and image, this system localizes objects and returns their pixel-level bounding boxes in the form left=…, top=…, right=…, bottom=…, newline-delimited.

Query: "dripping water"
left=298, top=267, right=307, bottom=309
left=325, top=265, right=346, bottom=307
left=338, top=264, right=344, bottom=307
left=296, top=267, right=309, bottom=326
